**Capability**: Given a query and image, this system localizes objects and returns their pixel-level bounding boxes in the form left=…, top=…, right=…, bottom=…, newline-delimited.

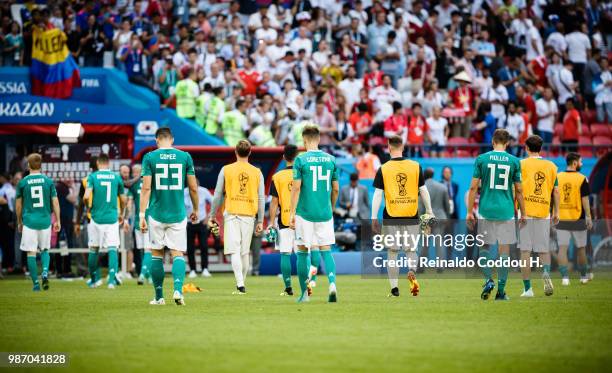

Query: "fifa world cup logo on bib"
left=534, top=171, right=545, bottom=195
left=239, top=172, right=249, bottom=194
left=562, top=183, right=572, bottom=203
left=288, top=180, right=293, bottom=192
left=396, top=173, right=407, bottom=196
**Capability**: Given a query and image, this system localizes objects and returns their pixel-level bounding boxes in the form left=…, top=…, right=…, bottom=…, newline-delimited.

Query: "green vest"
left=222, top=110, right=246, bottom=147
left=251, top=125, right=276, bottom=147
left=204, top=97, right=224, bottom=135
left=175, top=79, right=197, bottom=118
left=195, top=94, right=210, bottom=128
left=292, top=121, right=306, bottom=146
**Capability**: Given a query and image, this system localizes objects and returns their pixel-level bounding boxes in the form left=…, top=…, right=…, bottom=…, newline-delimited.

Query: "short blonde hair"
left=27, top=153, right=42, bottom=171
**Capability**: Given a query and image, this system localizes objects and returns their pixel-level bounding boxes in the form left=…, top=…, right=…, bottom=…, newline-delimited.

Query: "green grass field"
left=1, top=273, right=611, bottom=372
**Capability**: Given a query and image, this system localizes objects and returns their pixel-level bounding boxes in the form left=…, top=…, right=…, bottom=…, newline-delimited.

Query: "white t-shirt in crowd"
left=535, top=98, right=558, bottom=133
left=481, top=84, right=508, bottom=118
left=555, top=67, right=575, bottom=104
left=338, top=78, right=364, bottom=110
left=255, top=28, right=278, bottom=43
left=565, top=32, right=591, bottom=64
left=526, top=26, right=543, bottom=62
left=497, top=113, right=525, bottom=140
left=426, top=116, right=448, bottom=145
left=546, top=31, right=567, bottom=55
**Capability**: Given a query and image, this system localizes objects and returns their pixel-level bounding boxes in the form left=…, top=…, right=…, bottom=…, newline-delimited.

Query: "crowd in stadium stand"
left=1, top=0, right=611, bottom=157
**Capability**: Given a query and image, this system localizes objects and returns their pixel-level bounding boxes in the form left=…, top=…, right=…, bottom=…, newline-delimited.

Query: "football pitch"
left=1, top=274, right=611, bottom=372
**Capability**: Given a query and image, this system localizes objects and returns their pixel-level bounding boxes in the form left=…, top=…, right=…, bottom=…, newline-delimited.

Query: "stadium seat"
left=582, top=109, right=597, bottom=125
left=578, top=135, right=594, bottom=157
left=593, top=136, right=612, bottom=157
left=447, top=137, right=471, bottom=157
left=581, top=124, right=591, bottom=137
left=590, top=124, right=610, bottom=137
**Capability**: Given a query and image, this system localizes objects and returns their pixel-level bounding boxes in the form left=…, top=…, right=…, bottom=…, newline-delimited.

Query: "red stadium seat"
left=593, top=136, right=612, bottom=157
left=582, top=109, right=597, bottom=125
left=581, top=124, right=591, bottom=137
left=550, top=136, right=561, bottom=157
left=447, top=137, right=471, bottom=157
left=590, top=123, right=610, bottom=137
left=578, top=135, right=594, bottom=157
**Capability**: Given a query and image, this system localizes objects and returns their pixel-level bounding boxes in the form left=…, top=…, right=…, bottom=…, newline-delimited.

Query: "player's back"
left=520, top=157, right=557, bottom=218
left=143, top=147, right=194, bottom=224
left=294, top=150, right=338, bottom=222
left=474, top=150, right=521, bottom=220
left=88, top=169, right=123, bottom=224
left=17, top=173, right=55, bottom=230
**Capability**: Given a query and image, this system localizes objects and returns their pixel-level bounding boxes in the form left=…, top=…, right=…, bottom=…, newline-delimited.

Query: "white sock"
left=387, top=250, right=399, bottom=289
left=406, top=250, right=418, bottom=273
left=231, top=253, right=244, bottom=287
left=241, top=253, right=249, bottom=281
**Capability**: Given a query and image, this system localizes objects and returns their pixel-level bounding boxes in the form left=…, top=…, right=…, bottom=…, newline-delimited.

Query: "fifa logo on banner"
left=396, top=173, right=407, bottom=196
left=239, top=172, right=249, bottom=194
left=534, top=171, right=545, bottom=195
left=562, top=183, right=572, bottom=203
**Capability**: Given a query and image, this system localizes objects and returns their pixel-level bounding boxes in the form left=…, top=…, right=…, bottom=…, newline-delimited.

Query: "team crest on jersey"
left=239, top=172, right=249, bottom=194
left=562, top=183, right=572, bottom=203
left=396, top=173, right=407, bottom=196
left=534, top=171, right=545, bottom=195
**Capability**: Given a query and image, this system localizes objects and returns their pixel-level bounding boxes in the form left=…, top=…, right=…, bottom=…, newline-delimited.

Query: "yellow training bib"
left=520, top=157, right=557, bottom=218
left=557, top=171, right=586, bottom=221
left=224, top=162, right=261, bottom=217
left=381, top=159, right=420, bottom=217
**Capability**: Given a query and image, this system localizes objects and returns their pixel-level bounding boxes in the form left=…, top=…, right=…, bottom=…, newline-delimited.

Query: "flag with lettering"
left=30, top=27, right=81, bottom=99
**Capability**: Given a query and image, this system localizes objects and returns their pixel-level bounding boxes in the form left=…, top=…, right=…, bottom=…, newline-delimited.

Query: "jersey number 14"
left=309, top=166, right=331, bottom=192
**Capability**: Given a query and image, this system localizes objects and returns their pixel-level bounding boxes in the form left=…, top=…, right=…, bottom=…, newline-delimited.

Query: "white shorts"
left=223, top=215, right=255, bottom=255
left=381, top=224, right=420, bottom=252
left=295, top=215, right=335, bottom=249
left=557, top=229, right=587, bottom=248
left=134, top=227, right=151, bottom=249
left=88, top=221, right=120, bottom=248
left=519, top=218, right=551, bottom=253
left=478, top=219, right=517, bottom=245
left=20, top=226, right=51, bottom=252
left=149, top=217, right=187, bottom=252
left=276, top=228, right=296, bottom=253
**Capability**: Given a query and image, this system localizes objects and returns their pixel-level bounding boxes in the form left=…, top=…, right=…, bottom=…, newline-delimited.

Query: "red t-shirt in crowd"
left=384, top=114, right=408, bottom=137
left=529, top=56, right=548, bottom=87
left=407, top=115, right=428, bottom=144
left=349, top=111, right=373, bottom=142
left=449, top=86, right=475, bottom=116
left=563, top=109, right=581, bottom=141
left=238, top=69, right=261, bottom=96
left=363, top=71, right=383, bottom=92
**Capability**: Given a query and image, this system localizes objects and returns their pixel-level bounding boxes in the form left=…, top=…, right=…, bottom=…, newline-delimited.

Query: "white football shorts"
left=295, top=215, right=335, bottom=249
left=149, top=217, right=187, bottom=252
left=20, top=226, right=51, bottom=252
left=88, top=221, right=120, bottom=248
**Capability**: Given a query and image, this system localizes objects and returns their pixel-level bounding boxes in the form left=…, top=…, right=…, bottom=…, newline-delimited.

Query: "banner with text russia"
left=30, top=27, right=80, bottom=99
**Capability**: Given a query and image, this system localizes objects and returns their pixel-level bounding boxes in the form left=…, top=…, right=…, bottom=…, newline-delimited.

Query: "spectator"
left=333, top=110, right=354, bottom=148
left=203, top=87, right=226, bottom=136
left=406, top=102, right=429, bottom=157
left=561, top=99, right=582, bottom=151
left=594, top=57, right=612, bottom=123
left=3, top=22, right=23, bottom=66
left=496, top=101, right=525, bottom=155
left=313, top=100, right=337, bottom=148
left=565, top=25, right=592, bottom=94
left=426, top=106, right=449, bottom=158
left=221, top=98, right=248, bottom=147
left=535, top=87, right=558, bottom=144
left=367, top=12, right=391, bottom=59
left=448, top=71, right=475, bottom=138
